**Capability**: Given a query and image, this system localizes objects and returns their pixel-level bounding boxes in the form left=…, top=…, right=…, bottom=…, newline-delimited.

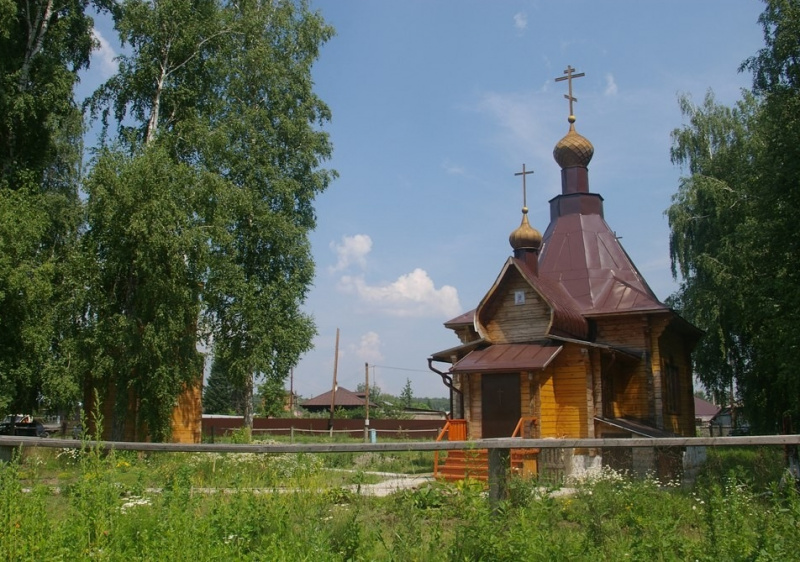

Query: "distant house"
left=301, top=387, right=377, bottom=413
left=401, top=407, right=448, bottom=421
left=694, top=396, right=722, bottom=436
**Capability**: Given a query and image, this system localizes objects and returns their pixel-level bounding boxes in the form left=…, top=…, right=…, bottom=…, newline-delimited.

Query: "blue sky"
left=82, top=1, right=766, bottom=400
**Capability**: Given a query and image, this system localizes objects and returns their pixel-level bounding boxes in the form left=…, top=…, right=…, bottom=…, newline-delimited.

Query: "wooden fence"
left=201, top=417, right=445, bottom=441
left=2, top=434, right=799, bottom=507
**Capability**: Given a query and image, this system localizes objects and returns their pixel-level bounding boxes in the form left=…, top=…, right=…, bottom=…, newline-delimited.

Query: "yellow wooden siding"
left=594, top=317, right=652, bottom=423
left=170, top=378, right=203, bottom=443
left=538, top=344, right=591, bottom=438
left=467, top=375, right=481, bottom=439
left=595, top=315, right=647, bottom=349
left=85, top=377, right=202, bottom=443
left=481, top=270, right=551, bottom=343
left=658, top=326, right=696, bottom=437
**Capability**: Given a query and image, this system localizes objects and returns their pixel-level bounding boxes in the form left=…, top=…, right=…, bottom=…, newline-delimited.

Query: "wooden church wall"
left=594, top=316, right=651, bottom=423
left=462, top=345, right=593, bottom=440
left=170, top=379, right=203, bottom=443
left=85, top=378, right=202, bottom=443
left=538, top=344, right=592, bottom=438
left=481, top=269, right=550, bottom=343
left=657, top=326, right=696, bottom=436
left=464, top=372, right=532, bottom=440
left=608, top=361, right=650, bottom=422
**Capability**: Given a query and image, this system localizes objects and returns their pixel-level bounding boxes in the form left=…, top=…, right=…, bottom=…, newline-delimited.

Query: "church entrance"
left=481, top=373, right=521, bottom=438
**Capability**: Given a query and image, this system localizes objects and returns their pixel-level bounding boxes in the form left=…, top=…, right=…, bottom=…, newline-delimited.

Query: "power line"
left=370, top=365, right=430, bottom=374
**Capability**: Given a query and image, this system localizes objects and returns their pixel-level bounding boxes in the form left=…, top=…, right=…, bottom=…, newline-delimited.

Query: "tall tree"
left=738, top=0, right=800, bottom=434
left=668, top=0, right=800, bottom=434
left=84, top=0, right=334, bottom=438
left=400, top=378, right=413, bottom=409
left=0, top=0, right=95, bottom=414
left=81, top=144, right=209, bottom=440
left=667, top=91, right=762, bottom=409
left=196, top=0, right=334, bottom=430
left=203, top=355, right=245, bottom=415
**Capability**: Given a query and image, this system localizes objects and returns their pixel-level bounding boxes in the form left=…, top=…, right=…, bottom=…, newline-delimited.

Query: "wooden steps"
left=436, top=447, right=541, bottom=481
left=437, top=449, right=489, bottom=481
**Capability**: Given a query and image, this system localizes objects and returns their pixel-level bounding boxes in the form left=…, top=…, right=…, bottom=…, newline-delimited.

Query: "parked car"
left=0, top=414, right=49, bottom=437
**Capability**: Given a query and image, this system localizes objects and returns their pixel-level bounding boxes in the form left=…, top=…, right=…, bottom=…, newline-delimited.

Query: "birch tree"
left=0, top=0, right=95, bottom=414
left=84, top=0, right=334, bottom=438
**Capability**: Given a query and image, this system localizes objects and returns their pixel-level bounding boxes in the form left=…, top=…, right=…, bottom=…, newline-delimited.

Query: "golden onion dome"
left=509, top=207, right=542, bottom=251
left=553, top=115, right=594, bottom=169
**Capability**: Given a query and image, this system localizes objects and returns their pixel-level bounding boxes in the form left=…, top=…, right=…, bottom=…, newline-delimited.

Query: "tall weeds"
left=0, top=445, right=798, bottom=560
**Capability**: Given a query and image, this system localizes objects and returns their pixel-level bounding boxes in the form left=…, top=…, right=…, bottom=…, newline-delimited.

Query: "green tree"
left=256, top=376, right=288, bottom=418
left=667, top=0, right=800, bottom=434
left=196, top=0, right=334, bottom=430
left=400, top=378, right=414, bottom=408
left=83, top=0, right=334, bottom=439
left=0, top=0, right=95, bottom=415
left=81, top=144, right=208, bottom=440
left=203, top=356, right=245, bottom=415
left=738, top=0, right=800, bottom=434
left=667, top=91, right=762, bottom=409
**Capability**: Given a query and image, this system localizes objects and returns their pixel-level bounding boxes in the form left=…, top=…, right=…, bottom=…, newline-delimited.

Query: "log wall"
left=480, top=269, right=550, bottom=343
left=594, top=316, right=651, bottom=425
left=657, top=325, right=696, bottom=436
left=538, top=344, right=591, bottom=438
left=85, top=377, right=202, bottom=443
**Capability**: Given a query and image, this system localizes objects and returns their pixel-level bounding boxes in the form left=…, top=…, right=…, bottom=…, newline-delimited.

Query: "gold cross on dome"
left=514, top=163, right=534, bottom=208
left=554, top=65, right=585, bottom=117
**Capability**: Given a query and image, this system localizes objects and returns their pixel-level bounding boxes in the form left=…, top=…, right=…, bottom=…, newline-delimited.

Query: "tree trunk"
left=242, top=372, right=254, bottom=430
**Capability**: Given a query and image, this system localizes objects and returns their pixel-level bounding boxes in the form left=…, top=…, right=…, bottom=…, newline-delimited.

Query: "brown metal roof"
left=429, top=338, right=486, bottom=364
left=539, top=212, right=666, bottom=314
left=301, top=387, right=376, bottom=408
left=693, top=396, right=722, bottom=421
left=451, top=343, right=562, bottom=374
left=443, top=309, right=475, bottom=328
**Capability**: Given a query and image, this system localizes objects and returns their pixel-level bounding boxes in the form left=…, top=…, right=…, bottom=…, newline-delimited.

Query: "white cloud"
left=442, top=159, right=466, bottom=176
left=329, top=234, right=372, bottom=272
left=513, top=12, right=528, bottom=31
left=338, top=268, right=461, bottom=318
left=92, top=28, right=118, bottom=79
left=352, top=331, right=384, bottom=364
left=604, top=73, right=618, bottom=96
left=471, top=90, right=560, bottom=174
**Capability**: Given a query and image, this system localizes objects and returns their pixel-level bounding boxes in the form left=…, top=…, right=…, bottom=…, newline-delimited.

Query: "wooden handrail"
left=511, top=416, right=537, bottom=439
left=433, top=419, right=468, bottom=478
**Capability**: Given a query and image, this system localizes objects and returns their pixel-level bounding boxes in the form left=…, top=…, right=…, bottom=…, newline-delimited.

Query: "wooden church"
left=429, top=67, right=701, bottom=479
left=84, top=379, right=202, bottom=443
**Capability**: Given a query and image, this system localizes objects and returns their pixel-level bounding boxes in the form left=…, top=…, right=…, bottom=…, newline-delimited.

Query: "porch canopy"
left=450, top=343, right=563, bottom=374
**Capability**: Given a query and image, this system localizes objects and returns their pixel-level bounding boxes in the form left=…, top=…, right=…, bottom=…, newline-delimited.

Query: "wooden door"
left=481, top=373, right=521, bottom=438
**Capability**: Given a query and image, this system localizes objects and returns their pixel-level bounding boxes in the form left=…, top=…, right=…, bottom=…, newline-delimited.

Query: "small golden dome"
left=553, top=118, right=594, bottom=169
left=509, top=207, right=542, bottom=251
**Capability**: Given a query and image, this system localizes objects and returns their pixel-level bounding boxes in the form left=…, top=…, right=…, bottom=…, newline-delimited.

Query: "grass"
left=2, top=443, right=799, bottom=560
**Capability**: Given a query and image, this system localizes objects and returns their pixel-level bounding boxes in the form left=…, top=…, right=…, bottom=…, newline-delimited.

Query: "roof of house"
left=451, top=343, right=563, bottom=374
left=693, top=396, right=722, bottom=421
left=301, top=387, right=376, bottom=408
left=539, top=204, right=667, bottom=316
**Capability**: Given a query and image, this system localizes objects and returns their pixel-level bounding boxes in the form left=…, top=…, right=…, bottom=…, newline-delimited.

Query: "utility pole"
left=328, top=328, right=339, bottom=432
left=364, top=362, right=370, bottom=442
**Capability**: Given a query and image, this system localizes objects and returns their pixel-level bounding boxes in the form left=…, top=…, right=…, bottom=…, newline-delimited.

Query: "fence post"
left=488, top=447, right=510, bottom=512
left=290, top=426, right=295, bottom=443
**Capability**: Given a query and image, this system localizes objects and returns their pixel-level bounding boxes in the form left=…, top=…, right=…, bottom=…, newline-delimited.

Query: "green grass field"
left=2, top=443, right=798, bottom=561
